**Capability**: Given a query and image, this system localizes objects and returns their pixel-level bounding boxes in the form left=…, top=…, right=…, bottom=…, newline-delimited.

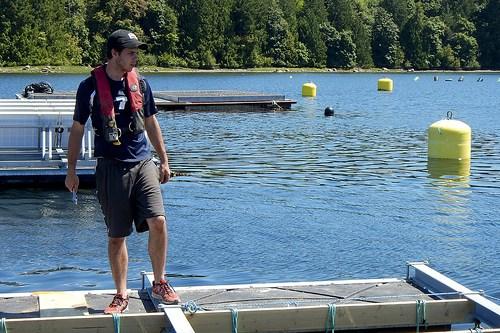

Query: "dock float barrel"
left=428, top=115, right=471, bottom=160
left=302, top=82, right=317, bottom=97
left=378, top=78, right=393, bottom=91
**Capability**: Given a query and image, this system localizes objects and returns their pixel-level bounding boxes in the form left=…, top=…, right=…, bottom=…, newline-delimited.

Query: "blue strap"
left=0, top=318, right=7, bottom=333
left=112, top=313, right=121, bottom=333
left=325, top=303, right=336, bottom=333
left=231, top=308, right=238, bottom=333
left=416, top=300, right=426, bottom=333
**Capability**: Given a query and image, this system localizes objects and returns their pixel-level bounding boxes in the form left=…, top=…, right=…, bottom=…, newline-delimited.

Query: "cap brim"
left=123, top=40, right=148, bottom=50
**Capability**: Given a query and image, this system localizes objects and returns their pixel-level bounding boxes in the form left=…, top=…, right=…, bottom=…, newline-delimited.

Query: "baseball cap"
left=107, top=29, right=147, bottom=51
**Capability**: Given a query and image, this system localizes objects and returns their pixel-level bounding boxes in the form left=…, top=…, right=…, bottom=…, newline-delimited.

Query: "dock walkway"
left=0, top=263, right=498, bottom=332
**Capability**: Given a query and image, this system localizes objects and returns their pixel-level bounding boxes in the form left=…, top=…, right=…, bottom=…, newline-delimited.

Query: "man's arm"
left=65, top=121, right=85, bottom=192
left=145, top=115, right=171, bottom=184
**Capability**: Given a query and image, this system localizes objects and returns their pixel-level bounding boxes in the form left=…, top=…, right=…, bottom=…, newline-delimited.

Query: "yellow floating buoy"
left=302, top=82, right=317, bottom=97
left=378, top=78, right=393, bottom=91
left=428, top=113, right=471, bottom=160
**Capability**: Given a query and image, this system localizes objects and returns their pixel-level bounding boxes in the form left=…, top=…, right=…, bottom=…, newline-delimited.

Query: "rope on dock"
left=182, top=300, right=204, bottom=314
left=416, top=300, right=427, bottom=333
left=325, top=303, right=336, bottom=333
left=112, top=313, right=121, bottom=333
left=230, top=308, right=238, bottom=333
left=0, top=318, right=7, bottom=333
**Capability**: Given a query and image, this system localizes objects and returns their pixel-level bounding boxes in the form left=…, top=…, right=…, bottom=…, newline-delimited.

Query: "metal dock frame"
left=141, top=271, right=195, bottom=333
left=408, top=261, right=500, bottom=328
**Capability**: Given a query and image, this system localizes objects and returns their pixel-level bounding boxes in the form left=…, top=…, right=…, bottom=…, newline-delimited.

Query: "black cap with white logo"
left=107, top=29, right=147, bottom=51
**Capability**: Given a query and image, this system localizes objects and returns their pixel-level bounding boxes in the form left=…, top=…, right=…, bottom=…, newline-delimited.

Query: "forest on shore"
left=1, top=0, right=499, bottom=70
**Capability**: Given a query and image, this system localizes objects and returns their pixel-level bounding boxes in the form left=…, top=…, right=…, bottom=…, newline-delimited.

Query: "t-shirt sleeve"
left=142, top=78, right=158, bottom=118
left=73, top=77, right=94, bottom=125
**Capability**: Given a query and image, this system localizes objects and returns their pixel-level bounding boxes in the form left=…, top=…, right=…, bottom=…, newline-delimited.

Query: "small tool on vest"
left=72, top=191, right=78, bottom=205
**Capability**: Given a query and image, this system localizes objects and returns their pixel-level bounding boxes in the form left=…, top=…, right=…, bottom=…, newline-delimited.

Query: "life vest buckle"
left=104, top=126, right=121, bottom=144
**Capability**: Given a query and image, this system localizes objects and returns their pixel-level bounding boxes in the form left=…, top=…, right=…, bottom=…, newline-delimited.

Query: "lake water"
left=0, top=71, right=498, bottom=303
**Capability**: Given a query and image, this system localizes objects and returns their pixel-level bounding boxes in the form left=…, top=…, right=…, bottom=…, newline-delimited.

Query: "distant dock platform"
left=2, top=89, right=294, bottom=186
left=17, top=89, right=296, bottom=111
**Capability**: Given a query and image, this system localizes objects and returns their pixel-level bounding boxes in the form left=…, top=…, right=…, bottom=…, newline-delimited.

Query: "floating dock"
left=0, top=99, right=95, bottom=186
left=17, top=89, right=296, bottom=111
left=0, top=263, right=498, bottom=332
left=2, top=88, right=294, bottom=186
left=152, top=90, right=295, bottom=111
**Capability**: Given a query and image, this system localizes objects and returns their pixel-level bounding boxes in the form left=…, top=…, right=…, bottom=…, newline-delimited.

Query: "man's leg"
left=146, top=216, right=167, bottom=282
left=147, top=216, right=180, bottom=304
left=108, top=237, right=128, bottom=296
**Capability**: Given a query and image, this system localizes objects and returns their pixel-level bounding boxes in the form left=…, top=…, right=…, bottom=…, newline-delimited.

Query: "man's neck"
left=105, top=62, right=125, bottom=81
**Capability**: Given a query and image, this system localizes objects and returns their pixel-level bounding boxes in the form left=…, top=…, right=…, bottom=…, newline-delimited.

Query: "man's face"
left=113, top=48, right=139, bottom=72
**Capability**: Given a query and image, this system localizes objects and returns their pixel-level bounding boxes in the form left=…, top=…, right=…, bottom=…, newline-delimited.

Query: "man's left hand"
left=159, top=163, right=171, bottom=184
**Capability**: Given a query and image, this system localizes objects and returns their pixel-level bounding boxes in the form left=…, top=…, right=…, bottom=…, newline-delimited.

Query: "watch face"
left=130, top=84, right=138, bottom=92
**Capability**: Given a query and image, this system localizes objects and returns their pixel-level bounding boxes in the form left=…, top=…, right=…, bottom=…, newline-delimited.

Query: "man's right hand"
left=65, top=172, right=79, bottom=193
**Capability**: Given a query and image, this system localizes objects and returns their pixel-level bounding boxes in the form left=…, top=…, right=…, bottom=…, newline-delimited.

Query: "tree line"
left=0, top=0, right=499, bottom=70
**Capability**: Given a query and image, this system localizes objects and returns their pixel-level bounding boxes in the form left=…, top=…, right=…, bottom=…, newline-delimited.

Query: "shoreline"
left=1, top=65, right=499, bottom=75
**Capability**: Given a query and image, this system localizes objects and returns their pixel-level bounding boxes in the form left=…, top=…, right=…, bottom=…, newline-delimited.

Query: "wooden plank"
left=0, top=299, right=474, bottom=333
left=185, top=299, right=474, bottom=333
left=35, top=292, right=89, bottom=317
left=433, top=330, right=500, bottom=333
left=142, top=272, right=402, bottom=291
left=0, top=312, right=166, bottom=333
left=161, top=306, right=196, bottom=333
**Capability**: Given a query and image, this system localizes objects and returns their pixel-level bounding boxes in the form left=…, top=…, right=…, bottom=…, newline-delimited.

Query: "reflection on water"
left=0, top=73, right=498, bottom=301
left=427, top=158, right=470, bottom=179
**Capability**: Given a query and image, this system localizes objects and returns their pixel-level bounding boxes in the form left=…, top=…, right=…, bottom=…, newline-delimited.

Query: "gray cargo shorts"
left=96, top=158, right=165, bottom=238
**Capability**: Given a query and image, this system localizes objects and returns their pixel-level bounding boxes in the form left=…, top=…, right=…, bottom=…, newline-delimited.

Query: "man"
left=65, top=29, right=180, bottom=314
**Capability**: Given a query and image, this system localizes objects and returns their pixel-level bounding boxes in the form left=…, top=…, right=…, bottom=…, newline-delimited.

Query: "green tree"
left=227, top=0, right=265, bottom=67
left=379, top=0, right=415, bottom=29
left=86, top=0, right=147, bottom=64
left=264, top=0, right=296, bottom=67
left=297, top=0, right=328, bottom=67
left=141, top=0, right=180, bottom=66
left=322, top=23, right=357, bottom=68
left=401, top=3, right=428, bottom=68
left=421, top=16, right=447, bottom=68
left=476, top=0, right=500, bottom=68
left=65, top=0, right=90, bottom=65
left=170, top=0, right=234, bottom=68
left=325, top=0, right=372, bottom=67
left=372, top=8, right=404, bottom=68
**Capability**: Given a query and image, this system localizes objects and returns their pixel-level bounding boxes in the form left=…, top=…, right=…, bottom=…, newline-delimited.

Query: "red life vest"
left=91, top=65, right=145, bottom=145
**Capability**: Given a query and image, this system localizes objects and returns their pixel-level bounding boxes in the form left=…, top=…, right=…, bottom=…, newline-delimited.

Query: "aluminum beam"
left=408, top=262, right=500, bottom=328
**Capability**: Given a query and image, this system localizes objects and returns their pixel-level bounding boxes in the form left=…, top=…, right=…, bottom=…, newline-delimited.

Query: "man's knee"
left=108, top=237, right=126, bottom=254
left=147, top=216, right=166, bottom=233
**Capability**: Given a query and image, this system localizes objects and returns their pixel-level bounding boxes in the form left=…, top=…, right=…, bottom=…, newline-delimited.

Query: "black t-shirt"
left=73, top=72, right=157, bottom=162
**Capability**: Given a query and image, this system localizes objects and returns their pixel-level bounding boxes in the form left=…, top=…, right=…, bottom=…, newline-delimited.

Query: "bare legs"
left=147, top=216, right=167, bottom=283
left=108, top=216, right=167, bottom=295
left=108, top=237, right=128, bottom=296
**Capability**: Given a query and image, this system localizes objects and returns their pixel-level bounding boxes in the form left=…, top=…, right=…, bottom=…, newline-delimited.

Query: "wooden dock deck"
left=0, top=263, right=498, bottom=332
